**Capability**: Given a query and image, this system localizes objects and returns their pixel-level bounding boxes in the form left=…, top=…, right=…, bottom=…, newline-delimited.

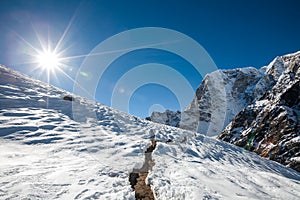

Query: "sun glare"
left=16, top=15, right=87, bottom=86
left=37, top=50, right=60, bottom=69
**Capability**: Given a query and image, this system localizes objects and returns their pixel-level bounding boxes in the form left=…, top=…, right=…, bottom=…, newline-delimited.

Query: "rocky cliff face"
left=218, top=51, right=300, bottom=172
left=180, top=67, right=265, bottom=136
left=145, top=110, right=181, bottom=127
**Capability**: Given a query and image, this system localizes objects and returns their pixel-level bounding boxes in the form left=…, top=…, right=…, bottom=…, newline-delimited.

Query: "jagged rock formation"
left=146, top=110, right=181, bottom=127
left=218, top=51, right=300, bottom=172
left=180, top=67, right=265, bottom=136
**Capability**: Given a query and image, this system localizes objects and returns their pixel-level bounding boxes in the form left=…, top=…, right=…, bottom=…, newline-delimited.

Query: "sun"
left=36, top=50, right=61, bottom=70
left=16, top=19, right=87, bottom=86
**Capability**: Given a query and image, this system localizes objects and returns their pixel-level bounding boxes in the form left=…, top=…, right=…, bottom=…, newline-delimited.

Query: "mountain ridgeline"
left=147, top=51, right=300, bottom=172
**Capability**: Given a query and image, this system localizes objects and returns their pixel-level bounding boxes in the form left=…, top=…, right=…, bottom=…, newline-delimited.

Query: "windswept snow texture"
left=0, top=65, right=300, bottom=199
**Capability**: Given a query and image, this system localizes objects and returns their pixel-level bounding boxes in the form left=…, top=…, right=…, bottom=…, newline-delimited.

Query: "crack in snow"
left=129, top=138, right=156, bottom=200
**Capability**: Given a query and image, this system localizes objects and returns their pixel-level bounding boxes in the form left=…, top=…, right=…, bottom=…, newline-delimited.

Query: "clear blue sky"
left=0, top=0, right=299, bottom=118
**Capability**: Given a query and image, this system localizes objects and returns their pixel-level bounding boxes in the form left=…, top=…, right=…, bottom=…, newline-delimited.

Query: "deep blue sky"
left=0, top=0, right=299, bottom=118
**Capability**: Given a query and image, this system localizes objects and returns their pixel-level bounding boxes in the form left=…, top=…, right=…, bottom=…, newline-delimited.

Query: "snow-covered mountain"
left=148, top=53, right=295, bottom=138
left=146, top=110, right=181, bottom=127
left=180, top=67, right=266, bottom=136
left=147, top=67, right=263, bottom=136
left=218, top=51, right=300, bottom=172
left=149, top=66, right=269, bottom=136
left=0, top=65, right=300, bottom=199
left=146, top=51, right=300, bottom=172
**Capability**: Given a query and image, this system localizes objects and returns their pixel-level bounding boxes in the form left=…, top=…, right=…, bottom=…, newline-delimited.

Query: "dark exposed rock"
left=63, top=96, right=74, bottom=101
left=130, top=138, right=156, bottom=200
left=280, top=81, right=300, bottom=108
left=218, top=51, right=300, bottom=172
left=129, top=172, right=139, bottom=189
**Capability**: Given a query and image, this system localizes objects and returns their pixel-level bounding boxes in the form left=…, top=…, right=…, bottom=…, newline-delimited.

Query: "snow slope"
left=0, top=65, right=300, bottom=199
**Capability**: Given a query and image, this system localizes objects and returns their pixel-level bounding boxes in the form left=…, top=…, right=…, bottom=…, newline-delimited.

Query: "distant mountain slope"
left=146, top=110, right=181, bottom=127
left=0, top=65, right=299, bottom=199
left=218, top=51, right=300, bottom=172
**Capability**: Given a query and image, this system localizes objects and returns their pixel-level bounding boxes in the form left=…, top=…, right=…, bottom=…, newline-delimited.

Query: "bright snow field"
left=0, top=65, right=299, bottom=199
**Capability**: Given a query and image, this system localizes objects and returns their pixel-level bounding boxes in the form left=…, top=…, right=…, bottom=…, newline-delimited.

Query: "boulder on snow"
left=63, top=96, right=74, bottom=101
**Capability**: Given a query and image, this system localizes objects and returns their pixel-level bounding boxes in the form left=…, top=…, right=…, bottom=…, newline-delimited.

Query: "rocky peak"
left=218, top=51, right=300, bottom=172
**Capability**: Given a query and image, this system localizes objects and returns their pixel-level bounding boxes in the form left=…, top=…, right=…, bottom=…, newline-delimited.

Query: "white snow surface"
left=0, top=65, right=300, bottom=199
